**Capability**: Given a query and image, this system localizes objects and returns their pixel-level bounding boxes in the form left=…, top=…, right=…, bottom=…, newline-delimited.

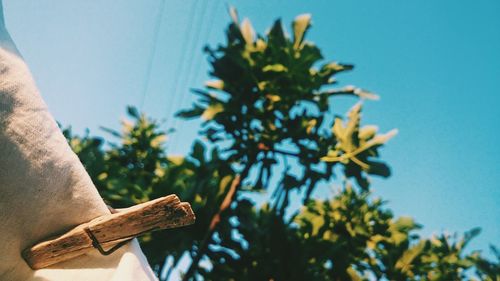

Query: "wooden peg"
left=22, top=194, right=195, bottom=269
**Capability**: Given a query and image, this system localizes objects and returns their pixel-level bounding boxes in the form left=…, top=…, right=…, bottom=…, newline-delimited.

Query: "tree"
left=65, top=9, right=499, bottom=281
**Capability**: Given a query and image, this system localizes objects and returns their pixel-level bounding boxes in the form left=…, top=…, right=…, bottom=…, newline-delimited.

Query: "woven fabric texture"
left=0, top=5, right=157, bottom=281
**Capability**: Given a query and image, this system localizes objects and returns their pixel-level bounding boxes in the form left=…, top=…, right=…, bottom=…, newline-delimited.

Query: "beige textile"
left=0, top=3, right=157, bottom=281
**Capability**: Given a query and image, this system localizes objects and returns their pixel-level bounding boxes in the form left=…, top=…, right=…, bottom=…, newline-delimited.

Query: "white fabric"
left=0, top=4, right=157, bottom=281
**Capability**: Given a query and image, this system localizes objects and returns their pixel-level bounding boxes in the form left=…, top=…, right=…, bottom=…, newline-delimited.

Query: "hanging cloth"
left=0, top=3, right=157, bottom=281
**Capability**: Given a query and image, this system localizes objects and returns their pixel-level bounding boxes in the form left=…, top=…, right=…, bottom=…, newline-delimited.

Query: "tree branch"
left=182, top=159, right=255, bottom=280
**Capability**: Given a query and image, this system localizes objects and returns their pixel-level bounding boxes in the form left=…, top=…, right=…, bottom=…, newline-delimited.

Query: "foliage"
left=177, top=10, right=394, bottom=194
left=64, top=9, right=499, bottom=281
left=64, top=111, right=235, bottom=274
left=203, top=184, right=498, bottom=281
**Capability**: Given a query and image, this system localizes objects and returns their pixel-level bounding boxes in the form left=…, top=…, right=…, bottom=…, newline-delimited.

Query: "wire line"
left=165, top=0, right=199, bottom=128
left=139, top=0, right=166, bottom=110
left=170, top=0, right=221, bottom=153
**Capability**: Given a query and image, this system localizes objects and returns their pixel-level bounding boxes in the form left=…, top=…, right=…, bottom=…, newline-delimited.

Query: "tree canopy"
left=64, top=9, right=499, bottom=281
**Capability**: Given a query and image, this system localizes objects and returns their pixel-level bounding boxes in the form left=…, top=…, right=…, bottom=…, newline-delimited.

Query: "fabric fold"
left=0, top=3, right=157, bottom=281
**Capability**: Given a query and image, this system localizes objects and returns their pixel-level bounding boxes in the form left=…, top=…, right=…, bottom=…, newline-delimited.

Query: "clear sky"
left=4, top=0, right=499, bottom=262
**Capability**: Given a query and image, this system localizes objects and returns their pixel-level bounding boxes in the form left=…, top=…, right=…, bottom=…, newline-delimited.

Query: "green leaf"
left=366, top=160, right=391, bottom=177
left=457, top=227, right=481, bottom=250
left=176, top=105, right=205, bottom=119
left=267, top=19, right=286, bottom=46
left=127, top=106, right=140, bottom=119
left=191, top=140, right=205, bottom=164
left=100, top=126, right=122, bottom=138
left=107, top=194, right=124, bottom=201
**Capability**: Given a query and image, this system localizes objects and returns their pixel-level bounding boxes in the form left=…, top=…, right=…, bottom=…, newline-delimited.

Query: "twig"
left=182, top=160, right=254, bottom=280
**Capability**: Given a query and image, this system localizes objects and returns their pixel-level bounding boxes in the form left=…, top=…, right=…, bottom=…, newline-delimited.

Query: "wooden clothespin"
left=22, top=194, right=195, bottom=269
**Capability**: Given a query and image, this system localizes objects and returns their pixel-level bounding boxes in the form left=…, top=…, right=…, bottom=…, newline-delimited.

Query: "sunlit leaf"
left=218, top=175, right=234, bottom=197
left=205, top=80, right=224, bottom=90
left=255, top=39, right=267, bottom=51
left=292, top=13, right=311, bottom=49
left=306, top=119, right=317, bottom=134
left=266, top=94, right=281, bottom=102
left=150, top=136, right=165, bottom=149
left=322, top=62, right=353, bottom=73
left=368, top=129, right=398, bottom=147
left=262, top=64, right=288, bottom=72
left=346, top=266, right=362, bottom=281
left=354, top=87, right=380, bottom=100
left=202, top=103, right=224, bottom=120
left=321, top=85, right=380, bottom=100
left=395, top=241, right=426, bottom=273
left=228, top=6, right=239, bottom=24
left=65, top=10, right=497, bottom=281
left=167, top=155, right=184, bottom=165
left=240, top=18, right=255, bottom=45
left=359, top=125, right=378, bottom=140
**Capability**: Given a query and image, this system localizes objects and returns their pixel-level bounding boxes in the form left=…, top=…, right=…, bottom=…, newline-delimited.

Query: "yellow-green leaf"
left=205, top=80, right=224, bottom=90
left=306, top=119, right=317, bottom=134
left=263, top=64, right=288, bottom=72
left=332, top=117, right=345, bottom=140
left=323, top=62, right=352, bottom=73
left=255, top=39, right=267, bottom=51
left=98, top=172, right=108, bottom=181
left=368, top=129, right=398, bottom=147
left=266, top=94, right=281, bottom=102
left=359, top=125, right=378, bottom=141
left=194, top=194, right=204, bottom=204
left=331, top=103, right=362, bottom=154
left=353, top=87, right=380, bottom=100
left=202, top=103, right=224, bottom=120
left=240, top=18, right=255, bottom=45
left=150, top=134, right=167, bottom=148
left=346, top=266, right=362, bottom=281
left=395, top=241, right=426, bottom=273
left=229, top=6, right=239, bottom=24
left=218, top=175, right=233, bottom=197
left=167, top=155, right=184, bottom=165
left=292, top=13, right=312, bottom=49
left=430, top=235, right=443, bottom=247
left=345, top=103, right=362, bottom=144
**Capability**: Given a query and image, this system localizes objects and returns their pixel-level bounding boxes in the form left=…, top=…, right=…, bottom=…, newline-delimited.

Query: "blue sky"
left=4, top=0, right=499, bottom=262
